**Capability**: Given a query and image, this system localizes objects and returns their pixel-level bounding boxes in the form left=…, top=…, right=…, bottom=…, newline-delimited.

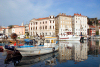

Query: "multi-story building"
left=12, top=25, right=25, bottom=36
left=55, top=13, right=72, bottom=36
left=24, top=24, right=29, bottom=35
left=29, top=15, right=55, bottom=36
left=88, top=25, right=96, bottom=36
left=72, top=13, right=87, bottom=36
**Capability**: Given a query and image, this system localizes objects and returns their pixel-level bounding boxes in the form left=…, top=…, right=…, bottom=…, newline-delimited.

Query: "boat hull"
left=59, top=36, right=80, bottom=41
left=17, top=45, right=58, bottom=56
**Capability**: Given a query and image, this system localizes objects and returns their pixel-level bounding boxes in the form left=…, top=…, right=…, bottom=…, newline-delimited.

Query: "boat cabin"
left=44, top=36, right=57, bottom=47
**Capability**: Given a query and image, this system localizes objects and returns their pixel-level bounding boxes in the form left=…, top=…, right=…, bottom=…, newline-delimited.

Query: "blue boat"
left=24, top=39, right=32, bottom=43
left=5, top=45, right=15, bottom=51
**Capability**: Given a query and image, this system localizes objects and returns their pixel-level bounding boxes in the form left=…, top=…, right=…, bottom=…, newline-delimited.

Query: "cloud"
left=0, top=0, right=53, bottom=26
left=0, top=0, right=100, bottom=27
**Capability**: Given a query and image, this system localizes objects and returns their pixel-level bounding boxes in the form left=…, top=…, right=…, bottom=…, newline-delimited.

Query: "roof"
left=89, top=25, right=95, bottom=28
left=55, top=13, right=72, bottom=18
left=74, top=13, right=86, bottom=17
left=13, top=26, right=25, bottom=28
left=35, top=17, right=49, bottom=20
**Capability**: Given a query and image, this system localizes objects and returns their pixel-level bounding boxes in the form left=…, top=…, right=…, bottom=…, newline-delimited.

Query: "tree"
left=96, top=31, right=99, bottom=35
left=96, top=20, right=98, bottom=26
left=11, top=33, right=17, bottom=40
left=8, top=25, right=14, bottom=29
left=88, top=19, right=92, bottom=25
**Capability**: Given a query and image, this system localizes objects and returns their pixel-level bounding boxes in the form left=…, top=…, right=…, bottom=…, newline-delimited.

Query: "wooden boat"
left=16, top=36, right=59, bottom=56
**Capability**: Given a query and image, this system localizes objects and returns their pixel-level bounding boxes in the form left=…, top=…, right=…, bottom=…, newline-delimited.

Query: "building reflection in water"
left=88, top=40, right=100, bottom=56
left=57, top=41, right=88, bottom=63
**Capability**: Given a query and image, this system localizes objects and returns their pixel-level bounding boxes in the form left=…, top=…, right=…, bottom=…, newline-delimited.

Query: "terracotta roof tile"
left=74, top=13, right=86, bottom=17
left=35, top=17, right=49, bottom=20
left=89, top=25, right=95, bottom=28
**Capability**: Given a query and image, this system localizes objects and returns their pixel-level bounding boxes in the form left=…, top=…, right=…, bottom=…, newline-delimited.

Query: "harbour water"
left=0, top=40, right=100, bottom=67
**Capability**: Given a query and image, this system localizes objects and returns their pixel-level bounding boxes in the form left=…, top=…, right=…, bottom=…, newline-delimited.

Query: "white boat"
left=59, top=34, right=80, bottom=41
left=16, top=36, right=59, bottom=56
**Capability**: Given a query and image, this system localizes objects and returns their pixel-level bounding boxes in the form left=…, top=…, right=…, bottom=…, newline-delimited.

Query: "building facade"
left=55, top=13, right=72, bottom=36
left=24, top=24, right=29, bottom=35
left=88, top=25, right=96, bottom=36
left=12, top=26, right=25, bottom=36
left=72, top=13, right=87, bottom=36
left=29, top=15, right=55, bottom=36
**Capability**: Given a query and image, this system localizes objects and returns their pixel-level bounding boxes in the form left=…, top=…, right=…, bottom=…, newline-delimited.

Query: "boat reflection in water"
left=3, top=40, right=100, bottom=66
left=15, top=51, right=58, bottom=67
left=4, top=50, right=22, bottom=66
left=57, top=41, right=88, bottom=63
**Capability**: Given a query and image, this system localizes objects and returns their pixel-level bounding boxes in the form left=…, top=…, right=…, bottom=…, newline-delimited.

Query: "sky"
left=0, top=0, right=100, bottom=27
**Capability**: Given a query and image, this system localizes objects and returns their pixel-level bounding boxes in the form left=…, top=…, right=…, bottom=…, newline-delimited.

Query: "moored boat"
left=59, top=34, right=80, bottom=41
left=16, top=36, right=59, bottom=56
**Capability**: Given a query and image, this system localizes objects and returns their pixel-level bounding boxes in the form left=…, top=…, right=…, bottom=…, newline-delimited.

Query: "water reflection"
left=16, top=52, right=58, bottom=67
left=58, top=41, right=88, bottom=63
left=1, top=40, right=100, bottom=67
left=4, top=50, right=22, bottom=66
left=88, top=40, right=100, bottom=56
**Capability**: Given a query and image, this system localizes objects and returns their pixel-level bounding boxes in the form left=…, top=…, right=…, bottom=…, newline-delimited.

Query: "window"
left=45, top=21, right=47, bottom=24
left=36, top=27, right=37, bottom=30
left=45, top=26, right=47, bottom=29
left=43, top=26, right=44, bottom=29
left=33, top=27, right=34, bottom=30
left=65, top=18, right=67, bottom=20
left=53, top=21, right=54, bottom=23
left=50, top=20, right=51, bottom=23
left=40, top=22, right=41, bottom=24
left=76, top=21, right=77, bottom=23
left=46, top=33, right=47, bottom=35
left=31, top=23, right=32, bottom=25
left=31, top=27, right=32, bottom=30
left=50, top=26, right=51, bottom=29
left=50, top=16, right=51, bottom=18
left=40, top=26, right=42, bottom=29
left=53, top=26, right=54, bottom=29
left=50, top=32, right=51, bottom=35
left=43, top=21, right=44, bottom=24
left=36, top=22, right=37, bottom=25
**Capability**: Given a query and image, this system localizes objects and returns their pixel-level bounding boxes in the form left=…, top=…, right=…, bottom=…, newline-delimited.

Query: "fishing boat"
left=16, top=36, right=59, bottom=56
left=58, top=32, right=80, bottom=41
